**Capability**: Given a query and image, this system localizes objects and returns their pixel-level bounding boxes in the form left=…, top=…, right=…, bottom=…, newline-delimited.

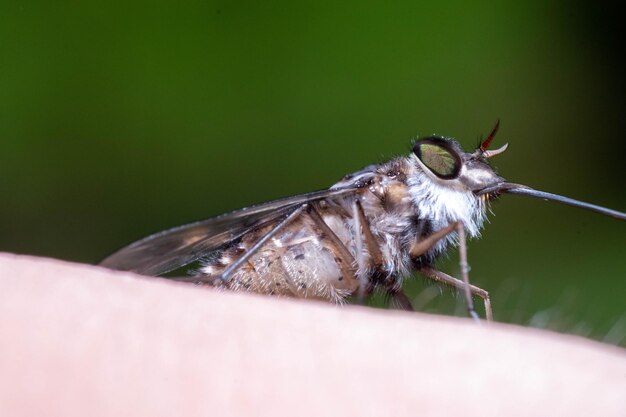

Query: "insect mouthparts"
left=478, top=182, right=626, bottom=220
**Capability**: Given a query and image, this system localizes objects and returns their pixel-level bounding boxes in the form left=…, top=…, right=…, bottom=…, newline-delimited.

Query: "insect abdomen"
left=200, top=214, right=358, bottom=303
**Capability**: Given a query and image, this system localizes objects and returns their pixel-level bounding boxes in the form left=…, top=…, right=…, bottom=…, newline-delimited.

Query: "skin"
left=1, top=253, right=625, bottom=416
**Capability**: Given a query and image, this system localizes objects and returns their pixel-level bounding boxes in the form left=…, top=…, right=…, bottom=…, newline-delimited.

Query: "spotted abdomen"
left=200, top=213, right=360, bottom=303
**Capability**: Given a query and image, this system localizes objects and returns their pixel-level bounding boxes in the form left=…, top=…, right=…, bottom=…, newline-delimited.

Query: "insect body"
left=100, top=124, right=625, bottom=320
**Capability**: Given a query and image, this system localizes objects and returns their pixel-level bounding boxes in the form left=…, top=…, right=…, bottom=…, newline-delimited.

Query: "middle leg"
left=418, top=266, right=492, bottom=321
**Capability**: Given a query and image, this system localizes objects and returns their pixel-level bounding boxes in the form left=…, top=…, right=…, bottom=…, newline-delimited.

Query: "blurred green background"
left=1, top=2, right=624, bottom=343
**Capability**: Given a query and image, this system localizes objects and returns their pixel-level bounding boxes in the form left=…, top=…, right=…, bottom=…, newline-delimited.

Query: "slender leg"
left=352, top=200, right=384, bottom=265
left=418, top=266, right=492, bottom=321
left=409, top=221, right=457, bottom=258
left=353, top=200, right=413, bottom=311
left=218, top=204, right=307, bottom=282
left=351, top=199, right=385, bottom=302
left=307, top=205, right=360, bottom=291
left=351, top=200, right=366, bottom=303
left=353, top=199, right=415, bottom=310
left=456, top=222, right=480, bottom=322
left=409, top=221, right=484, bottom=322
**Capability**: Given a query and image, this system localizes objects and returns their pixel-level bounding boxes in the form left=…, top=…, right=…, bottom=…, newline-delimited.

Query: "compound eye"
left=413, top=138, right=462, bottom=179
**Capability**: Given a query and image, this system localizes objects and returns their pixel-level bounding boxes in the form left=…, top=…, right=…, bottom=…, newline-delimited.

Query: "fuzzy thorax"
left=406, top=158, right=488, bottom=241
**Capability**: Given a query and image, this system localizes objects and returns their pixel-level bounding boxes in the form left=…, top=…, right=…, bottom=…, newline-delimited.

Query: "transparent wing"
left=99, top=187, right=360, bottom=276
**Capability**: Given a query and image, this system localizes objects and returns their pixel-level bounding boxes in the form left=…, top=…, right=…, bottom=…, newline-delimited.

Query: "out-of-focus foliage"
left=1, top=1, right=624, bottom=343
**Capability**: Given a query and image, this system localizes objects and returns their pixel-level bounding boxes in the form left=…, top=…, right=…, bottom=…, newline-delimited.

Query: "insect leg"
left=218, top=204, right=308, bottom=283
left=409, top=221, right=457, bottom=258
left=455, top=222, right=480, bottom=322
left=409, top=221, right=482, bottom=322
left=352, top=200, right=384, bottom=265
left=307, top=205, right=360, bottom=295
left=351, top=201, right=366, bottom=302
left=352, top=199, right=411, bottom=309
left=352, top=199, right=384, bottom=303
left=418, top=266, right=492, bottom=321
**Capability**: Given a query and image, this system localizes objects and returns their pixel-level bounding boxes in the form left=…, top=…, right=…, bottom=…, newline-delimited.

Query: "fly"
left=100, top=122, right=626, bottom=321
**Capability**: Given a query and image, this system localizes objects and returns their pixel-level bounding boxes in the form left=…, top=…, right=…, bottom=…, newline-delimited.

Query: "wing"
left=99, top=187, right=360, bottom=276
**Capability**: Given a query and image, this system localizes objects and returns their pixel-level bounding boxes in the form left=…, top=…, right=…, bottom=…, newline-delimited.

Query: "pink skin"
left=1, top=253, right=625, bottom=416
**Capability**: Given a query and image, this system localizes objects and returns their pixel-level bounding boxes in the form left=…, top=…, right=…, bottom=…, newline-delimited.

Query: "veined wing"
left=99, top=187, right=360, bottom=276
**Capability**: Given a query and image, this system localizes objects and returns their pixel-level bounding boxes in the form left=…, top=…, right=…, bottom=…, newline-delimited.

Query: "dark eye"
left=413, top=138, right=462, bottom=179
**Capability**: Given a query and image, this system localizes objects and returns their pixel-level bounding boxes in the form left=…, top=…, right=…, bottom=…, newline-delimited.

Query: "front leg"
left=410, top=221, right=487, bottom=322
left=455, top=222, right=480, bottom=322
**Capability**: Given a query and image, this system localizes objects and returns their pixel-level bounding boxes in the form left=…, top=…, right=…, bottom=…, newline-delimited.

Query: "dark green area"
left=1, top=2, right=624, bottom=343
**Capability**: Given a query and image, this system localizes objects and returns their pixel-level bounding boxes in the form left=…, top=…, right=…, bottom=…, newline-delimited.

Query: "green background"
left=1, top=2, right=624, bottom=344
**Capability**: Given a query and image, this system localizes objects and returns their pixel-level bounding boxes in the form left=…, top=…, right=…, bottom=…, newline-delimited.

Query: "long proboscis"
left=477, top=183, right=626, bottom=220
